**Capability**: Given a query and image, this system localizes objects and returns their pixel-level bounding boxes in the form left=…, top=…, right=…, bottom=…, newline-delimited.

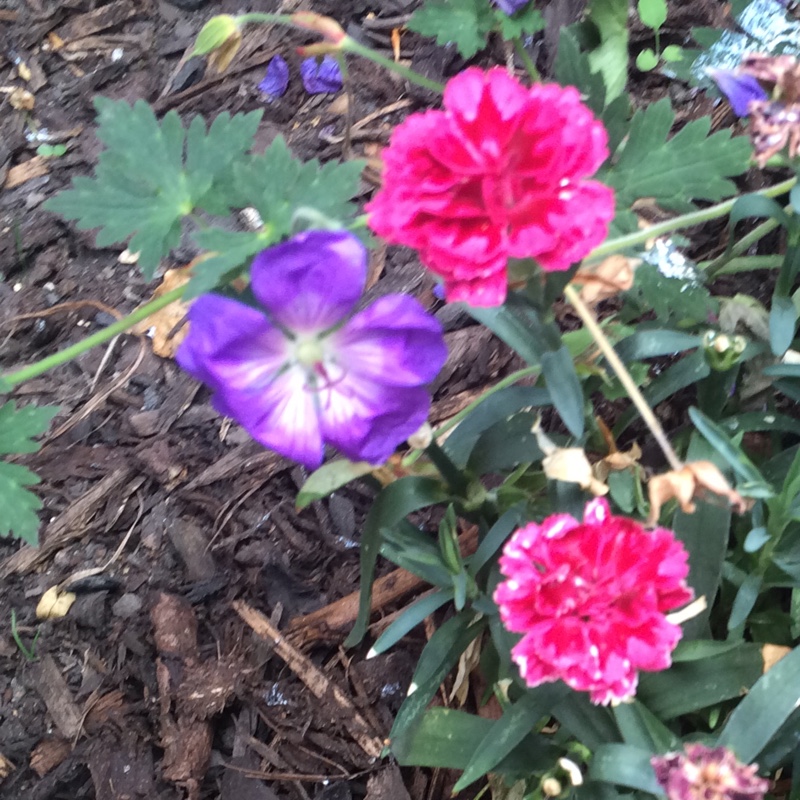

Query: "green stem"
left=512, top=37, right=540, bottom=81
left=587, top=176, right=797, bottom=262
left=708, top=255, right=785, bottom=275
left=235, top=12, right=295, bottom=26
left=0, top=285, right=187, bottom=392
left=342, top=37, right=445, bottom=94
left=563, top=283, right=683, bottom=471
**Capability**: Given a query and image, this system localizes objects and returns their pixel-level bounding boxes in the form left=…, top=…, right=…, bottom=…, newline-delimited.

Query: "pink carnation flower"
left=366, top=67, right=615, bottom=307
left=494, top=498, right=693, bottom=704
left=652, top=744, right=770, bottom=800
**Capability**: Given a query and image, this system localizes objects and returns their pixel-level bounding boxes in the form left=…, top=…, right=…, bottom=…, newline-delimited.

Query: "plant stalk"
left=0, top=285, right=187, bottom=392
left=563, top=283, right=683, bottom=471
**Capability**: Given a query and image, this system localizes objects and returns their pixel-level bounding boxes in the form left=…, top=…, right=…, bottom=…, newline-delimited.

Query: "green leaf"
left=541, top=346, right=585, bottom=438
left=368, top=589, right=455, bottom=657
left=588, top=744, right=662, bottom=794
left=624, top=264, right=717, bottom=327
left=345, top=476, right=449, bottom=647
left=0, top=402, right=59, bottom=455
left=554, top=29, right=606, bottom=115
left=615, top=329, right=701, bottom=362
left=613, top=701, right=678, bottom=752
left=770, top=295, right=798, bottom=357
left=688, top=406, right=771, bottom=490
left=0, top=462, right=45, bottom=545
left=718, top=644, right=800, bottom=761
left=470, top=505, right=526, bottom=576
left=637, top=0, right=667, bottom=30
left=453, top=685, right=569, bottom=792
left=728, top=573, right=763, bottom=631
left=390, top=611, right=486, bottom=762
left=635, top=48, right=659, bottom=71
left=495, top=4, right=545, bottom=39
left=605, top=98, right=751, bottom=213
left=381, top=520, right=453, bottom=587
left=296, top=459, right=376, bottom=509
left=467, top=411, right=545, bottom=474
left=586, top=0, right=630, bottom=101
left=444, top=385, right=551, bottom=468
left=45, top=99, right=261, bottom=277
left=637, top=642, right=762, bottom=718
left=552, top=692, right=620, bottom=750
left=661, top=44, right=684, bottom=61
left=408, top=0, right=496, bottom=59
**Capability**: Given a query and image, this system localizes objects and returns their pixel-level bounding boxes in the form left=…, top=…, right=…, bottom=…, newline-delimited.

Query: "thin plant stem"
left=0, top=285, right=187, bottom=391
left=563, top=284, right=683, bottom=471
left=513, top=37, right=540, bottom=81
left=709, top=255, right=784, bottom=275
left=342, top=37, right=444, bottom=93
left=701, top=216, right=783, bottom=276
left=587, top=176, right=797, bottom=262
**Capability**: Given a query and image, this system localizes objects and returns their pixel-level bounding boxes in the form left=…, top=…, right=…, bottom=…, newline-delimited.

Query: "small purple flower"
left=493, top=0, right=530, bottom=13
left=709, top=69, right=768, bottom=116
left=651, top=743, right=770, bottom=800
left=258, top=55, right=290, bottom=100
left=300, top=55, right=343, bottom=94
left=177, top=231, right=447, bottom=469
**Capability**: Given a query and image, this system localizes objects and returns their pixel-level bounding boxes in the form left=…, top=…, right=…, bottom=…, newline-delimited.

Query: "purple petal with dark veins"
left=300, top=55, right=343, bottom=94
left=258, top=55, right=290, bottom=100
left=250, top=230, right=366, bottom=332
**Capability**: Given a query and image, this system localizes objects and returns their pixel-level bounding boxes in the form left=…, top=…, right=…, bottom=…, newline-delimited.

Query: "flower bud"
left=541, top=778, right=563, bottom=797
left=291, top=12, right=346, bottom=55
left=192, top=15, right=242, bottom=72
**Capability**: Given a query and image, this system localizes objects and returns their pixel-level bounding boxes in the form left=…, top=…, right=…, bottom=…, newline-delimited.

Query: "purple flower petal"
left=258, top=55, right=290, bottom=100
left=709, top=69, right=768, bottom=116
left=300, top=55, right=343, bottom=94
left=250, top=230, right=366, bottom=332
left=177, top=232, right=447, bottom=469
left=332, top=294, right=447, bottom=387
left=494, top=0, right=530, bottom=13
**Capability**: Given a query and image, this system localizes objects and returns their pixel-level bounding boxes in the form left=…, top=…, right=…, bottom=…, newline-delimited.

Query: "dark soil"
left=0, top=0, right=765, bottom=797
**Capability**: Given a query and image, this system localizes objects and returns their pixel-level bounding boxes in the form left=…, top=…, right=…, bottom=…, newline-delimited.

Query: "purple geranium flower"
left=708, top=69, right=768, bottom=116
left=177, top=231, right=447, bottom=469
left=494, top=0, right=530, bottom=13
left=300, top=55, right=343, bottom=94
left=258, top=55, right=290, bottom=100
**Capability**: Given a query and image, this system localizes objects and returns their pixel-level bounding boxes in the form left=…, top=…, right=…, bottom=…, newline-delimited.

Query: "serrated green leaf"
left=605, top=98, right=751, bottom=212
left=0, top=461, right=44, bottom=544
left=408, top=0, right=496, bottom=59
left=554, top=29, right=606, bottom=115
left=586, top=0, right=629, bottom=101
left=45, top=100, right=262, bottom=277
left=0, top=402, right=59, bottom=455
left=495, top=4, right=544, bottom=40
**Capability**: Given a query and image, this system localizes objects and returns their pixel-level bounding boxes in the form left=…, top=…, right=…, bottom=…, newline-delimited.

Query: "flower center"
left=292, top=335, right=346, bottom=393
left=294, top=336, right=325, bottom=367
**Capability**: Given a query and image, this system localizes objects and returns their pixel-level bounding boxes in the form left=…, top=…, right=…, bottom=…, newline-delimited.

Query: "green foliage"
left=605, top=98, right=751, bottom=212
left=0, top=402, right=59, bottom=545
left=45, top=99, right=262, bottom=277
left=586, top=0, right=629, bottom=101
left=408, top=0, right=496, bottom=58
left=637, top=0, right=667, bottom=31
left=496, top=4, right=545, bottom=40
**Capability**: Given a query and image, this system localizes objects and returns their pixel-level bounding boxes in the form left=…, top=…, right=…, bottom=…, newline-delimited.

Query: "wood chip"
left=234, top=601, right=384, bottom=759
left=29, top=654, right=83, bottom=740
left=30, top=737, right=71, bottom=777
left=58, top=0, right=140, bottom=41
left=2, top=156, right=48, bottom=190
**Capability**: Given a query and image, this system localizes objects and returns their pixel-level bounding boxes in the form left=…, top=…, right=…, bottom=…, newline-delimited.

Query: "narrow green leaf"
left=613, top=701, right=678, bottom=752
left=770, top=296, right=798, bottom=357
left=718, top=644, right=800, bottom=761
left=615, top=330, right=701, bottom=362
left=453, top=685, right=569, bottom=791
left=470, top=505, right=526, bottom=576
left=369, top=589, right=455, bottom=657
left=296, top=459, right=375, bottom=509
left=552, top=693, right=620, bottom=751
left=541, top=347, right=585, bottom=438
left=588, top=744, right=662, bottom=794
left=728, top=573, right=763, bottom=631
left=345, top=477, right=449, bottom=647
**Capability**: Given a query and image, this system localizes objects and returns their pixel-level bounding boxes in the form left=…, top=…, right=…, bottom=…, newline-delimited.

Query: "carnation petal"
left=250, top=230, right=366, bottom=331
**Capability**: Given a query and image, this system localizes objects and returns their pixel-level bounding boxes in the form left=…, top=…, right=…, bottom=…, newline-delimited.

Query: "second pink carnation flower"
left=366, top=68, right=616, bottom=306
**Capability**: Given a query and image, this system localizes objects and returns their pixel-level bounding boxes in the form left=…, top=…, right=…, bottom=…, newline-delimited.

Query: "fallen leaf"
left=132, top=266, right=192, bottom=358
left=9, top=87, right=35, bottom=110
left=576, top=255, right=639, bottom=304
left=762, top=643, right=791, bottom=673
left=36, top=585, right=77, bottom=619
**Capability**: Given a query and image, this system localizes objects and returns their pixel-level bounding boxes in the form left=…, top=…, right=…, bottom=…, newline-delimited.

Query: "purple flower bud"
left=300, top=55, right=343, bottom=94
left=177, top=231, right=447, bottom=469
left=493, top=0, right=531, bottom=13
left=651, top=744, right=770, bottom=800
left=709, top=69, right=768, bottom=116
left=258, top=55, right=290, bottom=100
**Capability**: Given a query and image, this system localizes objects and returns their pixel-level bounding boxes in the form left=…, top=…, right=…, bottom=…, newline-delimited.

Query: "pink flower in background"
left=366, top=68, right=615, bottom=307
left=652, top=744, right=770, bottom=800
left=494, top=498, right=693, bottom=705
